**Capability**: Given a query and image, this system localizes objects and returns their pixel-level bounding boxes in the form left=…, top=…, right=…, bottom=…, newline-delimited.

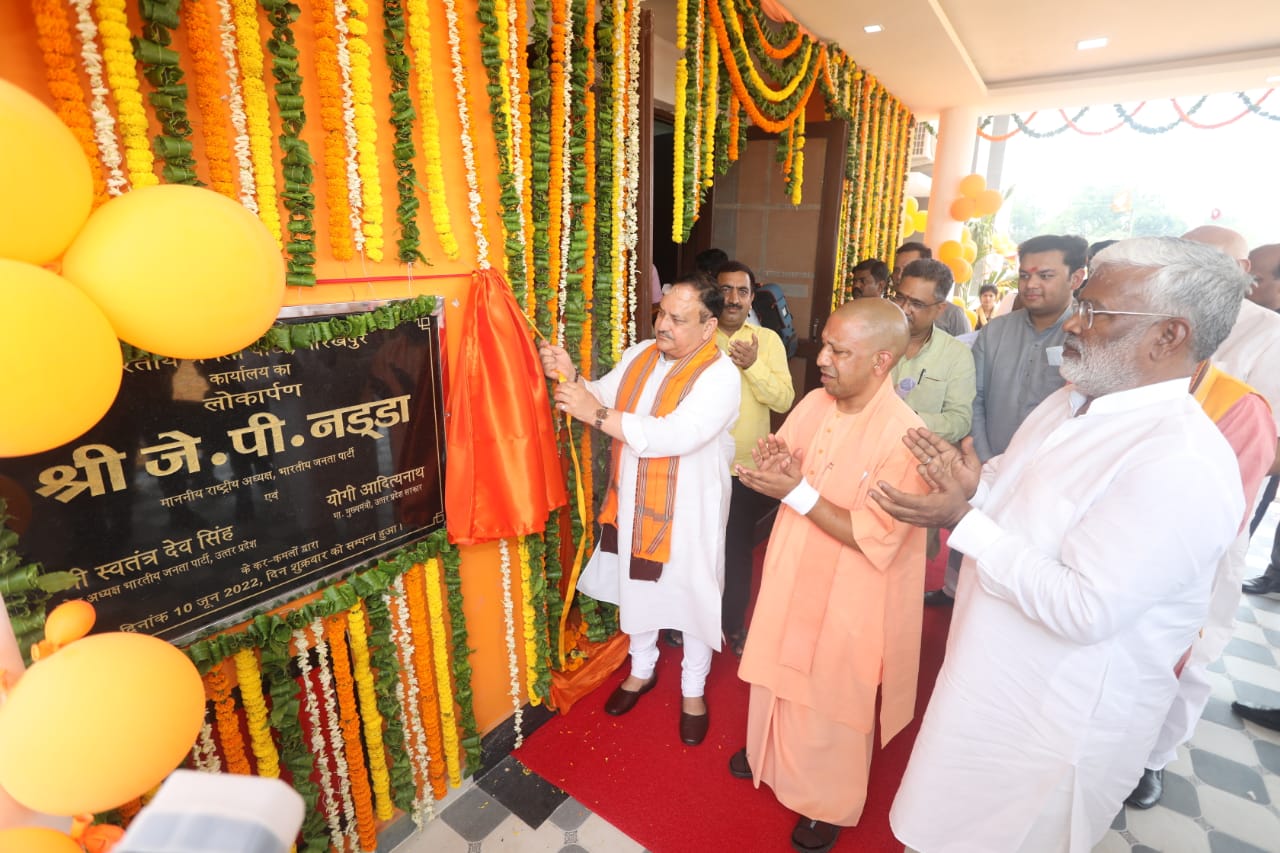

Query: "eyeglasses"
left=1073, top=299, right=1179, bottom=330
left=888, top=291, right=943, bottom=312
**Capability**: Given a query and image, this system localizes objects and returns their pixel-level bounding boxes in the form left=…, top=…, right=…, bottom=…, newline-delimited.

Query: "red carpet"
left=516, top=539, right=953, bottom=852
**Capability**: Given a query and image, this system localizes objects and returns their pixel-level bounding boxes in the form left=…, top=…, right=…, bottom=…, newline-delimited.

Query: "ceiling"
left=642, top=0, right=1280, bottom=117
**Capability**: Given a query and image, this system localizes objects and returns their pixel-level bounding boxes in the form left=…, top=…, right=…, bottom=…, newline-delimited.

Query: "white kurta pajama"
left=576, top=340, right=740, bottom=653
left=891, top=380, right=1242, bottom=853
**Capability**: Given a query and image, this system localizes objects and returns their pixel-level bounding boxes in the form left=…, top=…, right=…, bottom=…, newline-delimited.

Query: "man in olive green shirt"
left=716, top=261, right=795, bottom=653
left=888, top=259, right=976, bottom=442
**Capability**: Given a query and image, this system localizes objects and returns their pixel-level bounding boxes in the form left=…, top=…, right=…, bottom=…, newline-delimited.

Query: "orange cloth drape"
left=445, top=268, right=567, bottom=544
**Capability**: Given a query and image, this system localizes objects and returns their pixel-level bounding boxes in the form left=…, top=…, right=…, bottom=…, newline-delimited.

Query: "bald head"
left=1249, top=243, right=1280, bottom=311
left=829, top=297, right=910, bottom=361
left=1182, top=225, right=1250, bottom=272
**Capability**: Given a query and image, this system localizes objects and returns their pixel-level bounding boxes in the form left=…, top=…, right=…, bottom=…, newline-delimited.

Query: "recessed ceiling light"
left=1077, top=37, right=1108, bottom=51
left=864, top=24, right=883, bottom=34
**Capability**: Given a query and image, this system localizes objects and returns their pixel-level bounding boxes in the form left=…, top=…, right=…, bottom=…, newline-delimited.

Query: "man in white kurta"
left=541, top=277, right=740, bottom=744
left=872, top=238, right=1251, bottom=853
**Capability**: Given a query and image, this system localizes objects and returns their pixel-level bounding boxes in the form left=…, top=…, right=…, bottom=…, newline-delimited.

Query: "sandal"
left=729, top=630, right=748, bottom=657
left=790, top=817, right=840, bottom=853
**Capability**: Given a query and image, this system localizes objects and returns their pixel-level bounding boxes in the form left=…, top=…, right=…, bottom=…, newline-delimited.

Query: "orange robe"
left=738, top=378, right=929, bottom=825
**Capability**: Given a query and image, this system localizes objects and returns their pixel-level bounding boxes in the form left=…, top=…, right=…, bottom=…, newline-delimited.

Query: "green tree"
left=1008, top=184, right=1187, bottom=242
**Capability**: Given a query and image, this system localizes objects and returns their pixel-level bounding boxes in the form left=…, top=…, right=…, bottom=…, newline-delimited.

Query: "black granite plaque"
left=0, top=308, right=447, bottom=641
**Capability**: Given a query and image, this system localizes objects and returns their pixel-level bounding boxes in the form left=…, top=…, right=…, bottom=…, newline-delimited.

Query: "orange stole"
left=1191, top=361, right=1257, bottom=423
left=598, top=339, right=722, bottom=579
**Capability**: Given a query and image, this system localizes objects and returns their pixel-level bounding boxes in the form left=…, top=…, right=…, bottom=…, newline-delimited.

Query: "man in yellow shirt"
left=716, top=261, right=796, bottom=655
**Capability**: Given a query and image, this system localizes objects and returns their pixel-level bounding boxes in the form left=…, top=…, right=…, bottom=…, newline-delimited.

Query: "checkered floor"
left=392, top=500, right=1280, bottom=853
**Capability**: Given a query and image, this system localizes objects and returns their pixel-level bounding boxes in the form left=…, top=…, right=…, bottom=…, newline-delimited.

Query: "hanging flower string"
left=311, top=0, right=356, bottom=260
left=442, top=0, right=491, bottom=267
left=31, top=0, right=106, bottom=203
left=297, top=624, right=349, bottom=853
left=546, top=0, right=569, bottom=334
left=382, top=0, right=425, bottom=264
left=404, top=563, right=448, bottom=799
left=93, top=0, right=158, bottom=187
left=309, top=619, right=359, bottom=853
left=333, top=0, right=364, bottom=253
left=389, top=578, right=435, bottom=824
left=424, top=555, right=464, bottom=784
left=442, top=545, right=481, bottom=775
left=528, top=0, right=553, bottom=328
left=135, top=0, right=198, bottom=184
left=345, top=603, right=394, bottom=820
left=346, top=0, right=385, bottom=261
left=215, top=0, right=258, bottom=213
left=232, top=648, right=280, bottom=778
left=72, top=0, right=126, bottom=195
left=206, top=664, right=251, bottom=774
left=498, top=539, right=525, bottom=747
left=230, top=0, right=282, bottom=241
left=181, top=0, right=235, bottom=198
left=325, top=611, right=377, bottom=851
left=405, top=0, right=459, bottom=260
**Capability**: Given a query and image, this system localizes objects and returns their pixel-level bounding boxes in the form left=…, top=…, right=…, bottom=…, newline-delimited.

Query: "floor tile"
left=1201, top=697, right=1246, bottom=730
left=391, top=811, right=470, bottom=853
left=1236, top=606, right=1257, bottom=625
left=1223, top=637, right=1276, bottom=666
left=1207, top=830, right=1274, bottom=853
left=1124, top=804, right=1211, bottom=853
left=1229, top=622, right=1269, bottom=647
left=549, top=798, right=592, bottom=832
left=1159, top=769, right=1201, bottom=818
left=1189, top=749, right=1270, bottom=804
left=1197, top=784, right=1280, bottom=851
left=476, top=756, right=569, bottom=830
left=1189, top=720, right=1263, bottom=767
left=1093, top=832, right=1131, bottom=853
left=440, top=785, right=517, bottom=842
left=1222, top=656, right=1280, bottom=692
left=1232, top=680, right=1280, bottom=709
left=1208, top=658, right=1229, bottom=674
left=1253, top=738, right=1280, bottom=775
left=573, top=814, right=646, bottom=853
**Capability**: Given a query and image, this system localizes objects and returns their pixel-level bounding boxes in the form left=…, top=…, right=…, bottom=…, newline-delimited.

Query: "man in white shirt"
left=872, top=237, right=1251, bottom=853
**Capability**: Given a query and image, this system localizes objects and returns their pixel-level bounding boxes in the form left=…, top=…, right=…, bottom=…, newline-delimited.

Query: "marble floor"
left=392, top=500, right=1280, bottom=853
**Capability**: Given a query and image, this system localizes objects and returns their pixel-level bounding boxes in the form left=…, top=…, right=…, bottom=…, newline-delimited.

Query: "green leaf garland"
left=442, top=541, right=483, bottom=774
left=382, top=0, right=427, bottom=264
left=132, top=0, right=199, bottom=184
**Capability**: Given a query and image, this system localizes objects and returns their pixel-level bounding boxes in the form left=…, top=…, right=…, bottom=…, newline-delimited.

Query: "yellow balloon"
left=0, top=261, right=122, bottom=458
left=937, top=240, right=963, bottom=263
left=904, top=196, right=919, bottom=217
left=949, top=196, right=976, bottom=222
left=958, top=173, right=986, bottom=199
left=0, top=632, right=205, bottom=815
left=901, top=212, right=915, bottom=240
left=912, top=210, right=928, bottom=233
left=0, top=80, right=93, bottom=265
left=973, top=188, right=1003, bottom=218
left=0, top=828, right=81, bottom=853
left=962, top=242, right=978, bottom=263
left=961, top=227, right=976, bottom=247
left=62, top=185, right=285, bottom=359
left=946, top=256, right=974, bottom=284
left=44, top=600, right=96, bottom=647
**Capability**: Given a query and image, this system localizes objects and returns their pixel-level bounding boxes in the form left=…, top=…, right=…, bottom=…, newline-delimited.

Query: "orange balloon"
left=0, top=632, right=204, bottom=815
left=958, top=173, right=986, bottom=199
left=937, top=240, right=963, bottom=263
left=81, top=824, right=125, bottom=853
left=946, top=256, right=974, bottom=284
left=43, top=600, right=96, bottom=647
left=949, top=197, right=977, bottom=222
left=973, top=188, right=1003, bottom=217
left=0, top=828, right=80, bottom=853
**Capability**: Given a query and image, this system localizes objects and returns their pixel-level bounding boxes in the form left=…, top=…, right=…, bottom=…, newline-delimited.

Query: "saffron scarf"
left=598, top=338, right=721, bottom=579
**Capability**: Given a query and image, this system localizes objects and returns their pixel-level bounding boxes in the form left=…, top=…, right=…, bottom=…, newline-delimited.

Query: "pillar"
left=924, top=105, right=981, bottom=251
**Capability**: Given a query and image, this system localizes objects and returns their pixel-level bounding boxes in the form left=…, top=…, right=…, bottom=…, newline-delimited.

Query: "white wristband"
left=781, top=479, right=820, bottom=515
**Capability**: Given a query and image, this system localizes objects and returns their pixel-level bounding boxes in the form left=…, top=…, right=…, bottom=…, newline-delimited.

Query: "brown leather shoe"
left=679, top=708, right=709, bottom=745
left=791, top=816, right=840, bottom=853
left=728, top=747, right=752, bottom=778
left=603, top=674, right=657, bottom=716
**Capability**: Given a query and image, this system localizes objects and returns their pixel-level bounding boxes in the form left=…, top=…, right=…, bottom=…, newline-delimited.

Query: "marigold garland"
left=309, top=619, right=359, bottom=852
left=403, top=563, right=448, bottom=799
left=388, top=578, right=435, bottom=824
left=363, top=593, right=417, bottom=814
left=93, top=0, right=157, bottom=187
left=181, top=0, right=236, bottom=198
left=297, top=623, right=351, bottom=853
left=311, top=0, right=356, bottom=259
left=215, top=0, right=259, bottom=213
left=31, top=0, right=107, bottom=204
left=546, top=0, right=569, bottom=335
left=344, top=603, right=394, bottom=820
left=70, top=0, right=126, bottom=196
left=333, top=0, right=364, bottom=251
left=229, top=0, right=282, bottom=241
left=423, top=555, right=463, bottom=785
left=622, top=0, right=641, bottom=346
left=443, top=0, right=491, bottom=267
left=325, top=611, right=377, bottom=851
left=593, top=0, right=617, bottom=370
left=518, top=537, right=540, bottom=702
left=405, top=0, right=459, bottom=261
left=205, top=664, right=251, bottom=775
left=346, top=0, right=385, bottom=261
left=232, top=647, right=280, bottom=778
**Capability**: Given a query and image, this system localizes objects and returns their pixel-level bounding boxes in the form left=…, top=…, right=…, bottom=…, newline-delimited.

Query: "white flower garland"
left=505, top=0, right=531, bottom=297
left=555, top=0, right=574, bottom=345
left=624, top=0, right=642, bottom=346
left=388, top=580, right=434, bottom=826
left=333, top=0, right=365, bottom=254
left=215, top=0, right=258, bottom=213
left=442, top=0, right=490, bottom=268
left=310, top=619, right=359, bottom=852
left=190, top=717, right=222, bottom=773
left=69, top=0, right=126, bottom=196
left=294, top=626, right=346, bottom=852
left=609, top=0, right=628, bottom=360
left=499, top=538, right=524, bottom=748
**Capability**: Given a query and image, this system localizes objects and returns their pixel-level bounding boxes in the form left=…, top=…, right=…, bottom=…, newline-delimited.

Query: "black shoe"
left=1124, top=768, right=1162, bottom=809
left=1232, top=701, right=1280, bottom=732
left=791, top=816, right=840, bottom=853
left=728, top=748, right=752, bottom=779
left=663, top=629, right=684, bottom=648
left=1242, top=572, right=1280, bottom=595
left=923, top=589, right=954, bottom=607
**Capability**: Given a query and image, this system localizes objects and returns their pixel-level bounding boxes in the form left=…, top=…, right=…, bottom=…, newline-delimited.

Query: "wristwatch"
left=593, top=407, right=609, bottom=430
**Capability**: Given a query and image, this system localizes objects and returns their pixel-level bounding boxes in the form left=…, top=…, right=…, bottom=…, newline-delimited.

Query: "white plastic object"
left=114, top=770, right=304, bottom=853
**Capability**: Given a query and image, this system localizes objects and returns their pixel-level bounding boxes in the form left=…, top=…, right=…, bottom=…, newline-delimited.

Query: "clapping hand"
left=736, top=434, right=803, bottom=499
left=868, top=428, right=980, bottom=529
